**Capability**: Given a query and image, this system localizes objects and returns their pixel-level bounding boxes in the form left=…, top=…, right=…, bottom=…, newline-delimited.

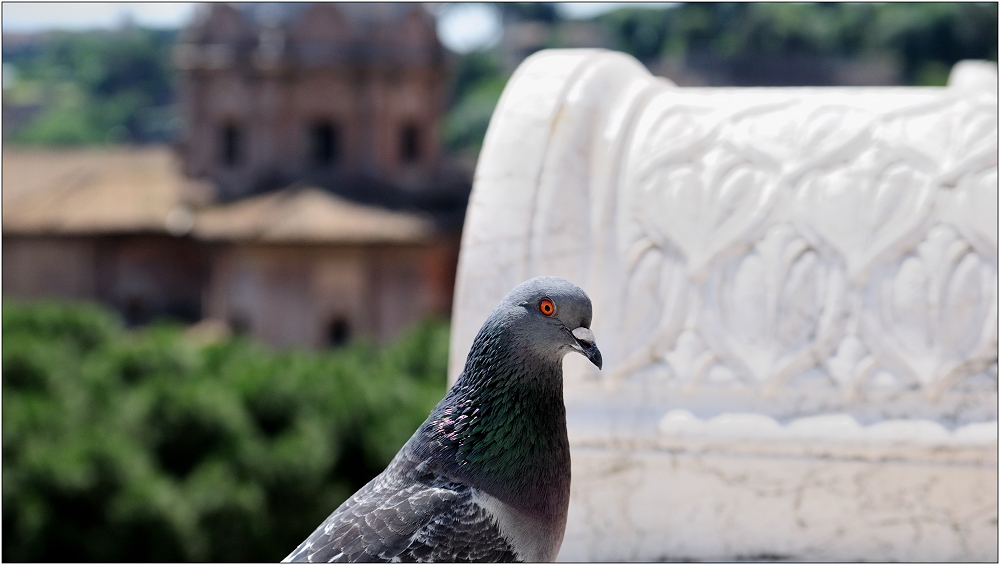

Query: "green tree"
left=2, top=300, right=449, bottom=561
left=596, top=3, right=997, bottom=85
left=4, top=27, right=177, bottom=145
left=442, top=50, right=510, bottom=158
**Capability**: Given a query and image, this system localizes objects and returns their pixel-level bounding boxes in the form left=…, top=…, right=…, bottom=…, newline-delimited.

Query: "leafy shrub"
left=2, top=299, right=449, bottom=561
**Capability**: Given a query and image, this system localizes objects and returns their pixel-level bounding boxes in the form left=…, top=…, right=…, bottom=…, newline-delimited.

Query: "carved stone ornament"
left=450, top=50, right=997, bottom=562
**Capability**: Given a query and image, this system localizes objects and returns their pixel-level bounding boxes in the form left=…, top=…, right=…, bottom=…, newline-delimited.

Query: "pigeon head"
left=495, top=276, right=602, bottom=370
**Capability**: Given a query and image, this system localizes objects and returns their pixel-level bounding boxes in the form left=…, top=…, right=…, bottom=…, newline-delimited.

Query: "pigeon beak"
left=571, top=327, right=602, bottom=370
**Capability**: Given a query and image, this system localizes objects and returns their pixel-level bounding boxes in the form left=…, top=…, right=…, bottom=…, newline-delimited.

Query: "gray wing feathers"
left=283, top=467, right=518, bottom=563
left=405, top=498, right=520, bottom=563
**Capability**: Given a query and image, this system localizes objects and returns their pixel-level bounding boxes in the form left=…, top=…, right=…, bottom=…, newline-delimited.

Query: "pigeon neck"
left=420, top=322, right=571, bottom=522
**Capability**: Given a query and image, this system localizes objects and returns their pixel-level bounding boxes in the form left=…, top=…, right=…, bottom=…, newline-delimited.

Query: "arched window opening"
left=222, top=123, right=242, bottom=167
left=400, top=123, right=420, bottom=163
left=124, top=295, right=146, bottom=326
left=228, top=313, right=250, bottom=335
left=326, top=316, right=351, bottom=347
left=310, top=121, right=340, bottom=166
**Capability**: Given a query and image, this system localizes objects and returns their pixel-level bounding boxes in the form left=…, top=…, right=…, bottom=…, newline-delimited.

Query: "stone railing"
left=449, top=50, right=997, bottom=562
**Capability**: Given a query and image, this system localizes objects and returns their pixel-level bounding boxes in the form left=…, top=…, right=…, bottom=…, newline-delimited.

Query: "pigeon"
left=283, top=276, right=602, bottom=563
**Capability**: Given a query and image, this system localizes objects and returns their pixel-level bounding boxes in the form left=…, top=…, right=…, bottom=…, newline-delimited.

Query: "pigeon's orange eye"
left=539, top=298, right=556, bottom=317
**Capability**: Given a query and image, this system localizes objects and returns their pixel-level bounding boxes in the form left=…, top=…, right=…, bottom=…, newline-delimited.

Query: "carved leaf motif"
left=943, top=99, right=999, bottom=182
left=882, top=97, right=998, bottom=185
left=862, top=225, right=998, bottom=394
left=606, top=244, right=688, bottom=380
left=939, top=253, right=992, bottom=354
left=952, top=169, right=998, bottom=259
left=635, top=146, right=777, bottom=279
left=795, top=148, right=934, bottom=285
left=701, top=225, right=846, bottom=386
left=663, top=329, right=717, bottom=385
left=640, top=104, right=718, bottom=160
left=825, top=335, right=880, bottom=393
left=729, top=103, right=873, bottom=181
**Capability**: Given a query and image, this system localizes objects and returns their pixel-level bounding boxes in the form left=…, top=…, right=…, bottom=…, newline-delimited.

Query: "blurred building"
left=173, top=3, right=453, bottom=200
left=2, top=148, right=210, bottom=325
left=3, top=3, right=467, bottom=347
left=2, top=146, right=459, bottom=347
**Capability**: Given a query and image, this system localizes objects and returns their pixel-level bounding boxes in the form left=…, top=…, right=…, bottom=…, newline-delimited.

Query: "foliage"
left=3, top=27, right=177, bottom=145
left=598, top=3, right=998, bottom=85
left=442, top=51, right=510, bottom=159
left=2, top=300, right=450, bottom=562
left=500, top=3, right=560, bottom=24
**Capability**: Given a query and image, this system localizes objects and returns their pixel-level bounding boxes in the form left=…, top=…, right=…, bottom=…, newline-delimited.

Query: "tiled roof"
left=2, top=146, right=212, bottom=235
left=2, top=146, right=437, bottom=244
left=193, top=186, right=436, bottom=244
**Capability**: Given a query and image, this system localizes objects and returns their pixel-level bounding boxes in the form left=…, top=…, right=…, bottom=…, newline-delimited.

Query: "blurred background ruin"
left=2, top=2, right=997, bottom=561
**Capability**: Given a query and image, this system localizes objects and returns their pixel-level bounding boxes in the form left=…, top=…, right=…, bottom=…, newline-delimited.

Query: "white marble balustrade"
left=450, top=50, right=997, bottom=562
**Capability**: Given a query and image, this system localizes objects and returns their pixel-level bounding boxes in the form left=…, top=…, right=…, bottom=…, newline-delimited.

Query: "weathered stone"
left=450, top=49, right=998, bottom=562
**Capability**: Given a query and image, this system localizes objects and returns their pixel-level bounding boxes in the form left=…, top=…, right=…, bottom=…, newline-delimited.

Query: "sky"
left=1, top=2, right=673, bottom=54
left=1, top=3, right=199, bottom=32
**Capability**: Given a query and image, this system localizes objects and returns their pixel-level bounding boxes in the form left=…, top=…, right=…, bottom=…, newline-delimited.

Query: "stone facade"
left=203, top=239, right=458, bottom=347
left=2, top=234, right=205, bottom=325
left=173, top=3, right=447, bottom=200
